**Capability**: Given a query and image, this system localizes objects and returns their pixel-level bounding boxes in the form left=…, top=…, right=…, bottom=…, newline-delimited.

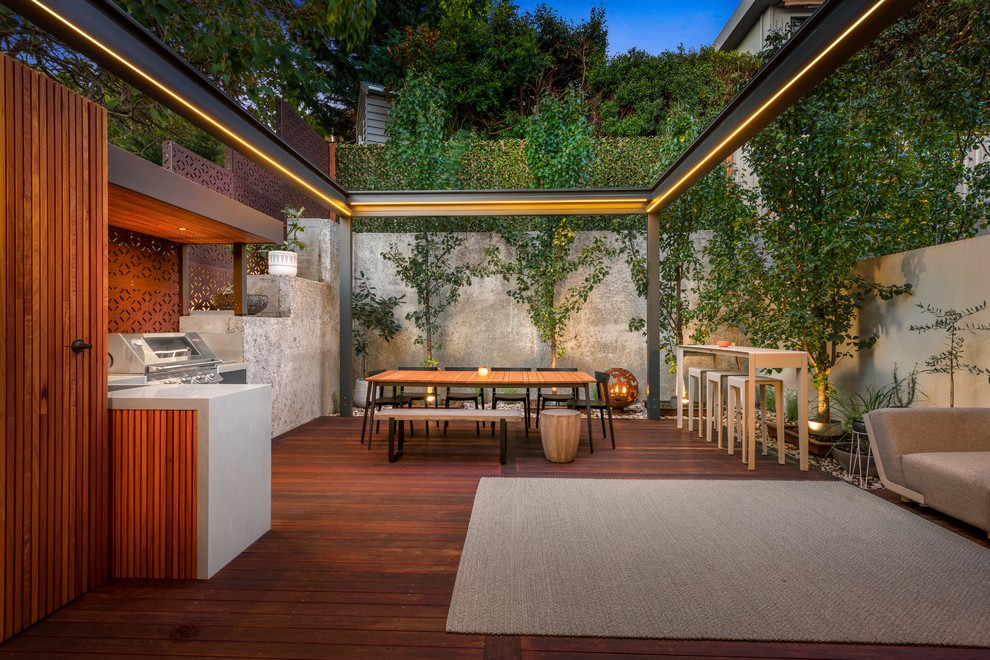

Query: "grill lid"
left=108, top=332, right=220, bottom=374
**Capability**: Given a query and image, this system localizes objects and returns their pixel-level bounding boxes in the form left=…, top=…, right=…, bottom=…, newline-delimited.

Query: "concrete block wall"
left=181, top=274, right=339, bottom=437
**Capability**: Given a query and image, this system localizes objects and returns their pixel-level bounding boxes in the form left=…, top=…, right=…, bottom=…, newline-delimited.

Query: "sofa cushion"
left=901, top=452, right=990, bottom=533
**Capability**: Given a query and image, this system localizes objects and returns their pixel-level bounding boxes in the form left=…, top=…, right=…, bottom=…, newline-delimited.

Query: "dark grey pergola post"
left=646, top=211, right=660, bottom=420
left=339, top=214, right=353, bottom=417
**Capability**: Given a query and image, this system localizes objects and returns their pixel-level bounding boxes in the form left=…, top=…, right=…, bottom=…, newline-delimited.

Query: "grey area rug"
left=446, top=478, right=990, bottom=646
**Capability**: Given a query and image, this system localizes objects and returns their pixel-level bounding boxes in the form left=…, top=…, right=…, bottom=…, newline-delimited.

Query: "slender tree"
left=380, top=70, right=477, bottom=365
left=625, top=107, right=753, bottom=371
left=491, top=86, right=615, bottom=366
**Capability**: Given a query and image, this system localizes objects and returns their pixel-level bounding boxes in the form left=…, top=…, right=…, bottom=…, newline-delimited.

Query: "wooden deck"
left=2, top=417, right=987, bottom=659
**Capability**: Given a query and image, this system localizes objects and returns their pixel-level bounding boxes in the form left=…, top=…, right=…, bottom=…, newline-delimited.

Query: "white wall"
left=831, top=234, right=990, bottom=408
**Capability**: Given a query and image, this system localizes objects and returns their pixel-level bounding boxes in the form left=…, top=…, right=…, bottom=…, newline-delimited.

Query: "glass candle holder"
left=477, top=366, right=489, bottom=377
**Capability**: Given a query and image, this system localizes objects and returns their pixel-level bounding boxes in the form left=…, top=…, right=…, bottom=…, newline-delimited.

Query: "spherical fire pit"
left=605, top=368, right=638, bottom=409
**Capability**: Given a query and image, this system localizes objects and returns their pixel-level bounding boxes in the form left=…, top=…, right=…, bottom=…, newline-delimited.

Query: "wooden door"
left=0, top=54, right=109, bottom=641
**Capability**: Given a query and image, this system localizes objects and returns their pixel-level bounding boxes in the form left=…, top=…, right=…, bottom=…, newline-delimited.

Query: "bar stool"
left=704, top=370, right=745, bottom=447
left=726, top=375, right=785, bottom=468
left=686, top=367, right=712, bottom=435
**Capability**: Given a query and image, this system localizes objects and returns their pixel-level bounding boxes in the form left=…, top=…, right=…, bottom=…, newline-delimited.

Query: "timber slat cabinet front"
left=108, top=384, right=272, bottom=580
left=110, top=409, right=198, bottom=579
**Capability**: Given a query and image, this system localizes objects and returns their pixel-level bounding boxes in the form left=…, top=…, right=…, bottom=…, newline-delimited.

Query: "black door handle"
left=66, top=339, right=93, bottom=354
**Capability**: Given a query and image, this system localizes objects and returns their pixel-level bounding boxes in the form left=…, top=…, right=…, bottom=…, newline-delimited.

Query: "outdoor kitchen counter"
left=108, top=384, right=272, bottom=579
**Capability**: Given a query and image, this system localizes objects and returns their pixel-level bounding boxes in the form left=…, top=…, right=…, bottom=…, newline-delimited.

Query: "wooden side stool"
left=687, top=367, right=712, bottom=435
left=726, top=375, right=785, bottom=470
left=704, top=370, right=745, bottom=447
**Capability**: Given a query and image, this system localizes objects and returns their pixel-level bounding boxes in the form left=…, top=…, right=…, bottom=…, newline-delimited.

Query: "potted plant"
left=267, top=206, right=307, bottom=276
left=832, top=366, right=918, bottom=474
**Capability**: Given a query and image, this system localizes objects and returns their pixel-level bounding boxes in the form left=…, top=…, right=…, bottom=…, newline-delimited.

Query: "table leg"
left=388, top=418, right=404, bottom=463
left=499, top=419, right=507, bottom=465
left=798, top=363, right=809, bottom=471
left=676, top=347, right=685, bottom=429
left=583, top=384, right=594, bottom=454
left=361, top=380, right=376, bottom=447
left=747, top=359, right=757, bottom=471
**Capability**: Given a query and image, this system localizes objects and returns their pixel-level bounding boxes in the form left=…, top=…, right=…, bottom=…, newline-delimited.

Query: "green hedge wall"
left=336, top=138, right=669, bottom=232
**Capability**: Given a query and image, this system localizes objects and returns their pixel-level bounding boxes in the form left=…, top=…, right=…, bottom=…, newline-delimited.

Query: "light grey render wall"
left=349, top=231, right=669, bottom=398
left=831, top=233, right=990, bottom=409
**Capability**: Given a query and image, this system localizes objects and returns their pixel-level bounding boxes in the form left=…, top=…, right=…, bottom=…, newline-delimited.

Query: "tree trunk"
left=550, top=334, right=557, bottom=368
left=817, top=379, right=830, bottom=421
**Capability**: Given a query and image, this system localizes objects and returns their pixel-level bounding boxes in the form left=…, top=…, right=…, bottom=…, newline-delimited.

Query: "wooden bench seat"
left=379, top=409, right=523, bottom=464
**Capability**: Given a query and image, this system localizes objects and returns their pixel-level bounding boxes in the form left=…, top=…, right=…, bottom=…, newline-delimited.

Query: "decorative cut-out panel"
left=187, top=244, right=268, bottom=310
left=108, top=227, right=180, bottom=332
left=278, top=99, right=330, bottom=173
left=162, top=101, right=333, bottom=221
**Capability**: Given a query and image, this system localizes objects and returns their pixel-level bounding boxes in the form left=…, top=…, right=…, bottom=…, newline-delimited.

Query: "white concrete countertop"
left=108, top=383, right=264, bottom=406
left=108, top=382, right=272, bottom=578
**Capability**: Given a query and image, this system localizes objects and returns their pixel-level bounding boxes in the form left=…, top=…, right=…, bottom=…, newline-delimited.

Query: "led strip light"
left=31, top=0, right=352, bottom=218
left=645, top=0, right=892, bottom=213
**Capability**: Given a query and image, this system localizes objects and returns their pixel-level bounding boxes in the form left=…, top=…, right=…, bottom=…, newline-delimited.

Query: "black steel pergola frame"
left=3, top=0, right=920, bottom=419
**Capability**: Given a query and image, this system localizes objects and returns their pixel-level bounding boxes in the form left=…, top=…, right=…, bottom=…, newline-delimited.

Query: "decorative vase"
left=268, top=250, right=298, bottom=276
left=209, top=293, right=268, bottom=315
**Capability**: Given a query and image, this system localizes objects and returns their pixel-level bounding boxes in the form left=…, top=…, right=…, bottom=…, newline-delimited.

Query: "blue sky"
left=513, top=1, right=741, bottom=56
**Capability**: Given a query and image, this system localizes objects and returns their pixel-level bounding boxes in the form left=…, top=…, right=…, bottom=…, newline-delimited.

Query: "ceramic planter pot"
left=267, top=250, right=298, bottom=276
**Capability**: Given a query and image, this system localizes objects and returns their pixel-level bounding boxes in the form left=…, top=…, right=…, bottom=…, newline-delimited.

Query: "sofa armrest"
left=865, top=408, right=990, bottom=503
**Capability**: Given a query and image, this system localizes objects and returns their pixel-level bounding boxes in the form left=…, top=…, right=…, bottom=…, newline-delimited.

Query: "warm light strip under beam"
left=349, top=198, right=648, bottom=207
left=645, top=0, right=889, bottom=213
left=30, top=0, right=351, bottom=217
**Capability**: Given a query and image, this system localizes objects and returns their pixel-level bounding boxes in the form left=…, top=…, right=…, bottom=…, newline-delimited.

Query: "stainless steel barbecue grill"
left=108, top=332, right=223, bottom=384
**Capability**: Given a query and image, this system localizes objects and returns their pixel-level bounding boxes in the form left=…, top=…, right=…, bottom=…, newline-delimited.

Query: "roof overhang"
left=713, top=0, right=778, bottom=52
left=3, top=0, right=920, bottom=222
left=4, top=0, right=352, bottom=218
left=347, top=189, right=649, bottom=217
left=108, top=145, right=284, bottom=244
left=647, top=0, right=919, bottom=214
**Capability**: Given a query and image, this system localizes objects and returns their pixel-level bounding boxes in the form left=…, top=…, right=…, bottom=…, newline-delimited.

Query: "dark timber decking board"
left=1, top=417, right=986, bottom=658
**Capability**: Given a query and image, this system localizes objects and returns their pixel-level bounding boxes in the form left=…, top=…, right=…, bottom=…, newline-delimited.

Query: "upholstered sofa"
left=864, top=408, right=990, bottom=536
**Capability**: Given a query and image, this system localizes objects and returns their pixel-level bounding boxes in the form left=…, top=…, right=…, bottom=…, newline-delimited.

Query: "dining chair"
left=489, top=367, right=531, bottom=437
left=442, top=366, right=485, bottom=436
left=399, top=366, right=440, bottom=435
left=567, top=370, right=616, bottom=448
left=535, top=367, right=578, bottom=428
left=362, top=368, right=413, bottom=448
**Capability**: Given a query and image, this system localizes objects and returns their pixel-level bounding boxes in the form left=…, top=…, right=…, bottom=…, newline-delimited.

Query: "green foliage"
left=382, top=233, right=478, bottom=363
left=833, top=366, right=919, bottom=431
left=253, top=206, right=308, bottom=254
left=352, top=270, right=404, bottom=377
left=689, top=2, right=990, bottom=419
left=525, top=87, right=593, bottom=189
left=386, top=70, right=449, bottom=190
left=591, top=47, right=760, bottom=137
left=0, top=0, right=377, bottom=157
left=324, top=0, right=379, bottom=51
left=488, top=87, right=614, bottom=365
left=909, top=301, right=990, bottom=407
left=624, top=108, right=753, bottom=371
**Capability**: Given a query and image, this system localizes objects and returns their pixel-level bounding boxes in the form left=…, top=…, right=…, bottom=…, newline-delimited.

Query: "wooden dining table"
left=362, top=369, right=599, bottom=452
left=675, top=345, right=810, bottom=471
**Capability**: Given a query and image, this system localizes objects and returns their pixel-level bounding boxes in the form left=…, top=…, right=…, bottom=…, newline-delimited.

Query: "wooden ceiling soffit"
left=108, top=145, right=284, bottom=244
left=347, top=189, right=649, bottom=217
